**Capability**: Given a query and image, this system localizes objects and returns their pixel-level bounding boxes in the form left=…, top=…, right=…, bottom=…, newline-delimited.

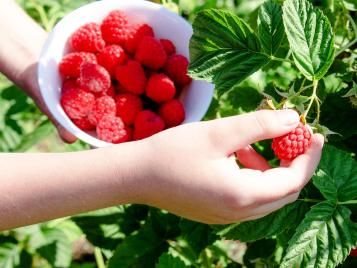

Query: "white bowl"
left=38, top=0, right=214, bottom=148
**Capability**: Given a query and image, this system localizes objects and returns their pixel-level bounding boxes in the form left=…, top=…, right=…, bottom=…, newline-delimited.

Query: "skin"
left=0, top=0, right=324, bottom=231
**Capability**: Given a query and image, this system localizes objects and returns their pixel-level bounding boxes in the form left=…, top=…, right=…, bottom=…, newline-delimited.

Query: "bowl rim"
left=38, top=0, right=214, bottom=148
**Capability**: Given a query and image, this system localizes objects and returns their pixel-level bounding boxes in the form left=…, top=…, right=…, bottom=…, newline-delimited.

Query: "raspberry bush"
left=0, top=0, right=356, bottom=267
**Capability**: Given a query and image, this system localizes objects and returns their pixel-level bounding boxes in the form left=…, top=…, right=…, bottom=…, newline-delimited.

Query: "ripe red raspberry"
left=116, top=93, right=143, bottom=125
left=61, top=89, right=95, bottom=119
left=73, top=117, right=95, bottom=131
left=164, top=54, right=192, bottom=86
left=160, top=39, right=176, bottom=55
left=146, top=73, right=176, bottom=103
left=159, top=99, right=185, bottom=128
left=350, top=248, right=357, bottom=257
left=115, top=60, right=147, bottom=94
left=135, top=36, right=167, bottom=70
left=59, top=52, right=97, bottom=78
left=101, top=10, right=129, bottom=45
left=70, top=23, right=105, bottom=53
left=97, top=45, right=127, bottom=76
left=134, top=110, right=165, bottom=140
left=62, top=78, right=79, bottom=95
left=88, top=96, right=116, bottom=125
left=96, top=115, right=132, bottom=144
left=125, top=24, right=154, bottom=53
left=79, top=63, right=111, bottom=93
left=272, top=123, right=312, bottom=160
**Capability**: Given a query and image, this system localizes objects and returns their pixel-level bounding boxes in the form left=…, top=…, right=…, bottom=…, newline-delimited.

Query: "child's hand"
left=139, top=109, right=324, bottom=224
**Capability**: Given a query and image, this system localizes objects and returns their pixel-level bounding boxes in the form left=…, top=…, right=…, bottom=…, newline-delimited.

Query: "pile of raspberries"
left=59, top=10, right=191, bottom=144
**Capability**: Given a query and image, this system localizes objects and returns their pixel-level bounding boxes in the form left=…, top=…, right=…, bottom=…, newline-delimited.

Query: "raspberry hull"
left=272, top=123, right=312, bottom=160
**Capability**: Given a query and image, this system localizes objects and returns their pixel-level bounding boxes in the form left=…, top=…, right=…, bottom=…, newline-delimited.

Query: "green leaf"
left=156, top=253, right=189, bottom=268
left=219, top=86, right=263, bottom=116
left=215, top=201, right=308, bottom=242
left=189, top=9, right=269, bottom=96
left=108, top=221, right=167, bottom=268
left=72, top=206, right=146, bottom=250
left=0, top=236, right=31, bottom=268
left=35, top=227, right=72, bottom=268
left=313, top=145, right=357, bottom=201
left=282, top=0, right=335, bottom=80
left=258, top=0, right=285, bottom=55
left=281, top=201, right=357, bottom=268
left=343, top=0, right=357, bottom=11
left=179, top=219, right=218, bottom=257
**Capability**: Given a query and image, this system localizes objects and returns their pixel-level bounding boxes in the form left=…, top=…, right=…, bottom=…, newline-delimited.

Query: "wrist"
left=106, top=139, right=155, bottom=205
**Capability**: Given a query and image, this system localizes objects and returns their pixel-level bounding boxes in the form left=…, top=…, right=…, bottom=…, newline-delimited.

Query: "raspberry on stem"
left=272, top=123, right=312, bottom=160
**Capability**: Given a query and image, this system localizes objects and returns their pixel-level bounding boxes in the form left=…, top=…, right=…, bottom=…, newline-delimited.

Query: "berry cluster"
left=59, top=10, right=190, bottom=144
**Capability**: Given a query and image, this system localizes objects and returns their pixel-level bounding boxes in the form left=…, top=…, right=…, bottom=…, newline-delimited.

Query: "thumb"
left=205, top=109, right=300, bottom=155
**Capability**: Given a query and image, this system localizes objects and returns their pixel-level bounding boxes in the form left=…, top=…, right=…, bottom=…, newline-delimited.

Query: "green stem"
left=270, top=56, right=295, bottom=65
left=298, top=198, right=324, bottom=203
left=94, top=247, right=106, bottom=268
left=303, top=80, right=319, bottom=122
left=338, top=200, right=357, bottom=205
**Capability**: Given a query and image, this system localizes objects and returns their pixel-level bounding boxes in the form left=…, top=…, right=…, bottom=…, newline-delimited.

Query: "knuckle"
left=221, top=190, right=250, bottom=212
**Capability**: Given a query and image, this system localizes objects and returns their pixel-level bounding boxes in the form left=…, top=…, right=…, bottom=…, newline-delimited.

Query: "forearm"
left=0, top=141, right=150, bottom=231
left=0, top=0, right=46, bottom=96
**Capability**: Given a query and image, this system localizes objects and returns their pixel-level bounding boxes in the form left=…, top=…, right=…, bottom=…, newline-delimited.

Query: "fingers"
left=56, top=124, right=77, bottom=144
left=236, top=146, right=270, bottom=171
left=241, top=192, right=299, bottom=221
left=239, top=134, right=324, bottom=203
left=34, top=93, right=77, bottom=144
left=205, top=110, right=300, bottom=155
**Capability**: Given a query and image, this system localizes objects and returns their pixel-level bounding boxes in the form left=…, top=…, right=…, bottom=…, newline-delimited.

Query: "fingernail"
left=277, top=110, right=299, bottom=126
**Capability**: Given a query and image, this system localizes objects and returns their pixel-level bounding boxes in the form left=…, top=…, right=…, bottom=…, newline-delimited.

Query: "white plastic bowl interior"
left=38, top=0, right=214, bottom=148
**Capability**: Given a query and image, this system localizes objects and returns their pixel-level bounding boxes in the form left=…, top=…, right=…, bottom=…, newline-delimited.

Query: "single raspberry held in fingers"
left=96, top=115, right=132, bottom=143
left=272, top=123, right=312, bottom=160
left=61, top=89, right=95, bottom=119
left=101, top=10, right=129, bottom=45
left=135, top=36, right=167, bottom=70
left=59, top=52, right=97, bottom=78
left=73, top=117, right=95, bottom=131
left=97, top=45, right=127, bottom=76
left=88, top=96, right=116, bottom=125
left=70, top=23, right=105, bottom=53
left=79, top=63, right=111, bottom=93
left=115, top=60, right=147, bottom=94
left=164, top=54, right=192, bottom=86
left=160, top=39, right=176, bottom=55
left=116, top=93, right=143, bottom=125
left=134, top=110, right=165, bottom=140
left=125, top=24, right=154, bottom=53
left=146, top=73, right=176, bottom=103
left=159, top=99, right=185, bottom=128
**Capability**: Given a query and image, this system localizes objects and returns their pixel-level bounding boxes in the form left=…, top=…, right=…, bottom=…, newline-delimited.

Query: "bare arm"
left=0, top=142, right=150, bottom=230
left=0, top=0, right=76, bottom=142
